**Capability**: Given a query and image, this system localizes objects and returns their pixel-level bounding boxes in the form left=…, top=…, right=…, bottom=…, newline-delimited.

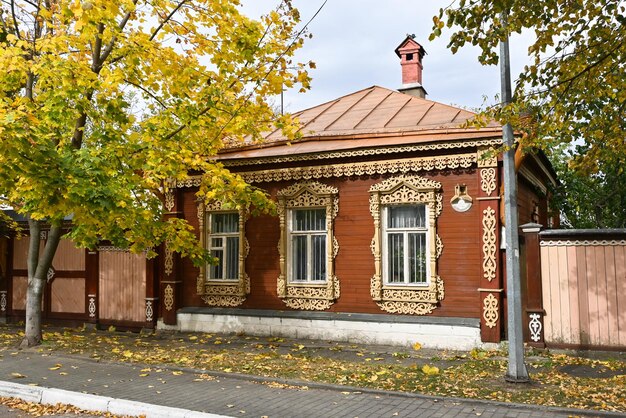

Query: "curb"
left=0, top=380, right=230, bottom=418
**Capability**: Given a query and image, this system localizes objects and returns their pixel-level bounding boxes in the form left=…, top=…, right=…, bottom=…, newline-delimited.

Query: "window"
left=196, top=202, right=249, bottom=307
left=289, top=209, right=327, bottom=282
left=383, top=205, right=428, bottom=285
left=369, top=175, right=444, bottom=315
left=277, top=181, right=340, bottom=310
left=207, top=212, right=239, bottom=281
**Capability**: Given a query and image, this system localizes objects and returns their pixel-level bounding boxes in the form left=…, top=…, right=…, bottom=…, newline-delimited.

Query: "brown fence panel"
left=52, top=239, right=85, bottom=271
left=539, top=230, right=626, bottom=349
left=50, top=278, right=85, bottom=313
left=99, top=249, right=146, bottom=323
left=11, top=276, right=28, bottom=311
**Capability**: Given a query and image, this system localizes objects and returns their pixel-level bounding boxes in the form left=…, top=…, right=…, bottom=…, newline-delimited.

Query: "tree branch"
left=161, top=0, right=327, bottom=143
left=10, top=0, right=22, bottom=39
left=124, top=78, right=168, bottom=109
left=98, top=1, right=138, bottom=68
left=33, top=224, right=62, bottom=282
left=91, top=23, right=104, bottom=72
left=149, top=0, right=189, bottom=42
left=27, top=218, right=40, bottom=280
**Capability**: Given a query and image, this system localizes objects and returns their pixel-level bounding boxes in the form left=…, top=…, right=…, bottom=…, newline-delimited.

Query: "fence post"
left=520, top=223, right=545, bottom=347
left=85, top=249, right=99, bottom=328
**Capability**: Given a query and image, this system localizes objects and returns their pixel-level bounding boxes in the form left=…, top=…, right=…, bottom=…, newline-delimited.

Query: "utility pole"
left=500, top=12, right=530, bottom=383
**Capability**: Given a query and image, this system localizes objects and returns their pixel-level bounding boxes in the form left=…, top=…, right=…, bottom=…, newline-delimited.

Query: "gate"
left=98, top=247, right=148, bottom=327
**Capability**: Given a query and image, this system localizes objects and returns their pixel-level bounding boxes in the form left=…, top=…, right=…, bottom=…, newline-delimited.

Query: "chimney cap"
left=394, top=35, right=426, bottom=59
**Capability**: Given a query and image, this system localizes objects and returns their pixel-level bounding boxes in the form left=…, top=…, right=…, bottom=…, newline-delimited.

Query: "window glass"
left=384, top=205, right=428, bottom=285
left=211, top=213, right=239, bottom=233
left=290, top=209, right=327, bottom=282
left=208, top=212, right=240, bottom=281
left=293, top=209, right=326, bottom=231
left=388, top=205, right=425, bottom=229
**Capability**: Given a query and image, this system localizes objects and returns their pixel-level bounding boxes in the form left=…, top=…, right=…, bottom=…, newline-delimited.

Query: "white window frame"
left=196, top=202, right=249, bottom=307
left=382, top=204, right=430, bottom=286
left=368, top=174, right=444, bottom=315
left=287, top=208, right=328, bottom=283
left=206, top=211, right=240, bottom=282
left=276, top=181, right=340, bottom=311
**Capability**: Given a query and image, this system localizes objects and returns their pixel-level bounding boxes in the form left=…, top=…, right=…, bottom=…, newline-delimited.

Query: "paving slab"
left=0, top=350, right=619, bottom=418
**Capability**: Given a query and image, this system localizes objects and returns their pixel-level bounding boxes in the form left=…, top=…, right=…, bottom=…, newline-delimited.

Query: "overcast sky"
left=244, top=0, right=533, bottom=113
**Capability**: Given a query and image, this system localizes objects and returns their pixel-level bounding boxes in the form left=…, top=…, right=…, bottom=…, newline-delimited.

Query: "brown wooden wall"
left=179, top=168, right=484, bottom=319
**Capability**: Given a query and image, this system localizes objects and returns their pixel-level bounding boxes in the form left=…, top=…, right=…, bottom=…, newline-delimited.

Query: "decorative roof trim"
left=540, top=239, right=626, bottom=247
left=177, top=153, right=476, bottom=187
left=220, top=138, right=501, bottom=167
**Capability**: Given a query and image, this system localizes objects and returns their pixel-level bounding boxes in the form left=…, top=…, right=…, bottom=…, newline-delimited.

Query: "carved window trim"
left=369, top=174, right=444, bottom=315
left=197, top=201, right=250, bottom=307
left=277, top=181, right=340, bottom=311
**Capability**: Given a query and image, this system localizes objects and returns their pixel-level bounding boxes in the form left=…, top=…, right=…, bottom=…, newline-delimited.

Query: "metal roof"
left=219, top=86, right=502, bottom=160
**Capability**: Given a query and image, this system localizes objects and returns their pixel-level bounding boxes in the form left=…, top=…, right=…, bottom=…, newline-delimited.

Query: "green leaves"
left=431, top=1, right=626, bottom=173
left=0, top=0, right=310, bottom=260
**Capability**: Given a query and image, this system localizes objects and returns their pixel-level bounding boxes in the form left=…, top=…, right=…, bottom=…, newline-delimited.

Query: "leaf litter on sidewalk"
left=0, top=396, right=135, bottom=417
left=0, top=325, right=624, bottom=413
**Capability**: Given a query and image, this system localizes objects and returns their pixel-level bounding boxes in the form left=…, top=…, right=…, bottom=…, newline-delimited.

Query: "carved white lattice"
left=196, top=201, right=250, bottom=307
left=480, top=168, right=497, bottom=196
left=276, top=181, right=340, bottom=311
left=529, top=313, right=543, bottom=342
left=164, top=285, right=174, bottom=311
left=145, top=300, right=154, bottom=322
left=88, top=294, right=96, bottom=318
left=483, top=293, right=498, bottom=328
left=369, top=175, right=444, bottom=315
left=482, top=207, right=497, bottom=282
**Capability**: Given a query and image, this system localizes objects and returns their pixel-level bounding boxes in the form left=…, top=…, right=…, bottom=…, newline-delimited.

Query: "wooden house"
left=157, top=37, right=557, bottom=349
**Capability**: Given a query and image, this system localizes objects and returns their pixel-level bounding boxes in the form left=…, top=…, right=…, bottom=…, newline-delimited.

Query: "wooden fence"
left=2, top=233, right=155, bottom=329
left=538, top=229, right=626, bottom=349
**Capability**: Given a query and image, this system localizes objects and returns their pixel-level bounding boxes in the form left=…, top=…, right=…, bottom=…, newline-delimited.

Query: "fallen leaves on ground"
left=0, top=326, right=624, bottom=412
left=0, top=396, right=132, bottom=417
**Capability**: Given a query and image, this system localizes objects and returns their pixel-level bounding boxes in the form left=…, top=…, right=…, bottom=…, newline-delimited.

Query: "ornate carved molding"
left=477, top=146, right=498, bottom=168
left=221, top=139, right=502, bottom=167
left=276, top=181, right=340, bottom=311
left=201, top=273, right=250, bottom=307
left=165, top=191, right=175, bottom=212
left=176, top=154, right=476, bottom=187
left=88, top=294, right=96, bottom=318
left=529, top=313, right=543, bottom=342
left=540, top=239, right=626, bottom=247
left=481, top=207, right=497, bottom=282
left=483, top=293, right=498, bottom=328
left=480, top=168, right=497, bottom=196
left=196, top=201, right=250, bottom=307
left=368, top=175, right=444, bottom=315
left=0, top=291, right=6, bottom=312
left=164, top=240, right=174, bottom=276
left=164, top=285, right=174, bottom=311
left=164, top=178, right=177, bottom=208
left=145, top=300, right=154, bottom=322
left=97, top=246, right=132, bottom=252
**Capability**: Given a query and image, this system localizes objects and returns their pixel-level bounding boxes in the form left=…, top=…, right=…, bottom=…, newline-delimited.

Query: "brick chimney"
left=395, top=34, right=427, bottom=98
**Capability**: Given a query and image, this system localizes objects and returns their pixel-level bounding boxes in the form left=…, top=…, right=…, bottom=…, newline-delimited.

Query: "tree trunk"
left=20, top=220, right=62, bottom=348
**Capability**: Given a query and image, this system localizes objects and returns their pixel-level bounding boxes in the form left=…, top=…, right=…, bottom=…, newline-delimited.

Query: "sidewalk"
left=0, top=349, right=619, bottom=418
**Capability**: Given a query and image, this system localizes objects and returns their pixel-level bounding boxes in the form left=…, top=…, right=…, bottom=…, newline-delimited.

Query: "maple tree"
left=0, top=0, right=312, bottom=347
left=430, top=1, right=626, bottom=173
left=549, top=145, right=626, bottom=228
